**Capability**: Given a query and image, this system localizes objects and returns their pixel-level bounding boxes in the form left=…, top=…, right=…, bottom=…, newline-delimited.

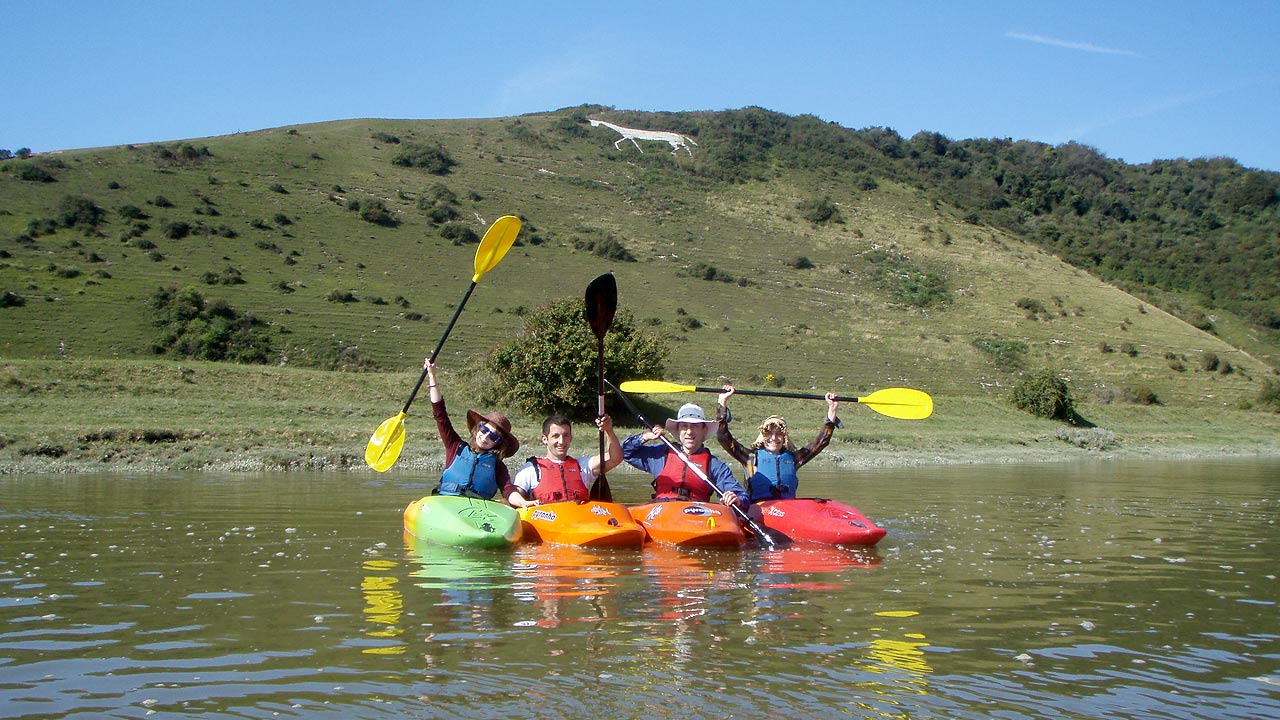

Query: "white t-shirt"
left=513, top=455, right=596, bottom=495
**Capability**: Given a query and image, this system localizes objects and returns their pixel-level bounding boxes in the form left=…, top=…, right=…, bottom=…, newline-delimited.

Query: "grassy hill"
left=2, top=107, right=1278, bottom=471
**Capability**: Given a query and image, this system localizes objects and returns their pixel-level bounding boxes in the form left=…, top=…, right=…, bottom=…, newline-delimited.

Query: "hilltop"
left=1, top=107, right=1278, bottom=471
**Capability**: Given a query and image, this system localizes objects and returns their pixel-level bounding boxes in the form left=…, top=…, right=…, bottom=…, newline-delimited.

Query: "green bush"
left=473, top=297, right=669, bottom=418
left=973, top=336, right=1028, bottom=372
left=1011, top=371, right=1076, bottom=421
left=1258, top=378, right=1280, bottom=412
left=359, top=200, right=398, bottom=227
left=797, top=196, right=843, bottom=225
left=440, top=222, right=480, bottom=245
left=392, top=142, right=457, bottom=175
left=574, top=235, right=636, bottom=262
left=147, top=286, right=275, bottom=363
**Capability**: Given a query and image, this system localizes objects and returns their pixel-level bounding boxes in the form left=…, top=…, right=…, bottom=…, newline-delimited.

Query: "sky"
left=4, top=1, right=1279, bottom=171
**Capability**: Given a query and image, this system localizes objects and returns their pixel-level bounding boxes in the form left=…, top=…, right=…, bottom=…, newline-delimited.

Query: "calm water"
left=1, top=460, right=1277, bottom=719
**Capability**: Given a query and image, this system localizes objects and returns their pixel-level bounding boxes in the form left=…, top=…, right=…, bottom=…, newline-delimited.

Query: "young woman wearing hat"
left=424, top=358, right=520, bottom=501
left=715, top=385, right=840, bottom=503
left=620, top=402, right=748, bottom=510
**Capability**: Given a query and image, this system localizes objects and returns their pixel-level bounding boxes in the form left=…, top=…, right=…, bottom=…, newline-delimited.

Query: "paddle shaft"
left=605, top=380, right=776, bottom=547
left=586, top=273, right=617, bottom=502
left=401, top=280, right=477, bottom=414
left=685, top=386, right=863, bottom=403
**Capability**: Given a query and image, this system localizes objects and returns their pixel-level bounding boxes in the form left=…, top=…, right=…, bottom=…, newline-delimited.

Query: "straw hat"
left=465, top=409, right=521, bottom=458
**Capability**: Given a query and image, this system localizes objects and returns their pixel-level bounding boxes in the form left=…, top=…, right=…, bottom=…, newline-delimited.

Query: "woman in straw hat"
left=620, top=401, right=747, bottom=510
left=423, top=358, right=520, bottom=501
left=715, top=385, right=840, bottom=503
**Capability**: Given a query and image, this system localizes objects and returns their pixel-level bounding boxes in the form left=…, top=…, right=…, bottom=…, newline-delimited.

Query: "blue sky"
left=5, top=1, right=1278, bottom=170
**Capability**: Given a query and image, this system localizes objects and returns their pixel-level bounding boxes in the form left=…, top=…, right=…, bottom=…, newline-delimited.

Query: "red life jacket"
left=653, top=447, right=712, bottom=502
left=531, top=456, right=589, bottom=503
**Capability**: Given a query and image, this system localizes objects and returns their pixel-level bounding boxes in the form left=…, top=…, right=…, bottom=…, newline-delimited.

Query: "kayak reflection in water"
left=507, top=414, right=623, bottom=508
left=714, top=385, right=840, bottom=509
left=424, top=358, right=520, bottom=501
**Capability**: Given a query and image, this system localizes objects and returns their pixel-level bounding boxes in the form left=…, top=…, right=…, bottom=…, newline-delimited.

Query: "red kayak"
left=628, top=501, right=746, bottom=548
left=755, top=498, right=886, bottom=546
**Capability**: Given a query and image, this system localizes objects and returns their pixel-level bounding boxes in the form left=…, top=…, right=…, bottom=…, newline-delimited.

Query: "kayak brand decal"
left=589, top=504, right=612, bottom=517
left=530, top=509, right=558, bottom=522
left=764, top=506, right=787, bottom=518
left=644, top=505, right=665, bottom=522
left=681, top=504, right=714, bottom=517
left=458, top=506, right=501, bottom=533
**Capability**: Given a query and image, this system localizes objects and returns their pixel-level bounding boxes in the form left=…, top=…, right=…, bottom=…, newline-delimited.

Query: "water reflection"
left=2, top=461, right=1278, bottom=719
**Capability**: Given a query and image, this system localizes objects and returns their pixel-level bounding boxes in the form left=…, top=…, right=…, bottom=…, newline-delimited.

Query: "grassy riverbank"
left=3, top=359, right=1277, bottom=475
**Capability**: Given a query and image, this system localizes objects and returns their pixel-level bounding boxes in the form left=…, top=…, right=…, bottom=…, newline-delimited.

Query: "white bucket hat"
left=665, top=403, right=717, bottom=434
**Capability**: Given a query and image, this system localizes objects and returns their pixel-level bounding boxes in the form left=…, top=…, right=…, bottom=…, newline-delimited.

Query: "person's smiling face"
left=542, top=423, right=572, bottom=461
left=474, top=423, right=503, bottom=452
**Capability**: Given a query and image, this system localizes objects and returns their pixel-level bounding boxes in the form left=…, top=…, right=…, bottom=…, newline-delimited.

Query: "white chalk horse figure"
left=588, top=118, right=697, bottom=156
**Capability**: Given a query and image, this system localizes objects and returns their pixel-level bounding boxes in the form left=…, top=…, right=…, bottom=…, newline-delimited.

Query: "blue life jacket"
left=749, top=449, right=798, bottom=501
left=437, top=445, right=500, bottom=499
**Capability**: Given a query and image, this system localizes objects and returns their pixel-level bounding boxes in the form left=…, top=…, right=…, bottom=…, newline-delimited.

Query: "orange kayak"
left=628, top=501, right=746, bottom=548
left=755, top=498, right=887, bottom=546
left=518, top=500, right=646, bottom=547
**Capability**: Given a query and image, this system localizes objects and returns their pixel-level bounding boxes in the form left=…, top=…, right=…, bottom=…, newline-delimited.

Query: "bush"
left=147, top=286, right=275, bottom=363
left=1121, top=385, right=1160, bottom=405
left=0, top=290, right=26, bottom=308
left=326, top=289, right=358, bottom=303
left=359, top=200, right=398, bottom=227
left=1010, top=370, right=1076, bottom=421
left=161, top=221, right=192, bottom=239
left=973, top=336, right=1027, bottom=372
left=787, top=256, right=815, bottom=269
left=1054, top=427, right=1117, bottom=450
left=574, top=234, right=636, bottom=262
left=1199, top=352, right=1219, bottom=371
left=57, top=195, right=105, bottom=229
left=1258, top=378, right=1280, bottom=413
left=392, top=142, right=457, bottom=174
left=440, top=222, right=480, bottom=245
left=797, top=196, right=843, bottom=225
left=473, top=297, right=669, bottom=418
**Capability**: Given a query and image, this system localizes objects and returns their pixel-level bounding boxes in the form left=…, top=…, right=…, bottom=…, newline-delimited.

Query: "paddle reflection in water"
left=360, top=558, right=406, bottom=655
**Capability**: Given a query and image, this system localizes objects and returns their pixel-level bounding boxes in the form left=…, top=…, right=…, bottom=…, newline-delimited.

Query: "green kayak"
left=403, top=495, right=522, bottom=548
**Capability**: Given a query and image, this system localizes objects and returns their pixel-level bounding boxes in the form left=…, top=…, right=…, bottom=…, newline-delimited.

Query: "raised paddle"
left=617, top=381, right=934, bottom=421
left=605, top=379, right=784, bottom=548
left=584, top=273, right=617, bottom=501
left=364, top=215, right=523, bottom=472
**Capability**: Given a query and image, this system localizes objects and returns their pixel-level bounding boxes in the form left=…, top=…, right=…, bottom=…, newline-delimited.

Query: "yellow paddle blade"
left=472, top=215, right=522, bottom=282
left=857, top=388, right=934, bottom=420
left=618, top=380, right=694, bottom=394
left=365, top=412, right=407, bottom=472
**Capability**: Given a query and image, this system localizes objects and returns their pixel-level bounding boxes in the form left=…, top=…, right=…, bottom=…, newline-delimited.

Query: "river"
left=1, top=459, right=1277, bottom=719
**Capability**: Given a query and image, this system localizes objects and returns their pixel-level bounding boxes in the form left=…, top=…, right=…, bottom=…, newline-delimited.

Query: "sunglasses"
left=476, top=424, right=503, bottom=443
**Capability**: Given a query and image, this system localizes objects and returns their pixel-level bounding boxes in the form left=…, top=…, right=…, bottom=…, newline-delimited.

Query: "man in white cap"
left=620, top=402, right=747, bottom=510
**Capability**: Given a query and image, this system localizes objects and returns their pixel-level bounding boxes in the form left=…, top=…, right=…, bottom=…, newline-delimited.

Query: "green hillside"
left=2, top=106, right=1278, bottom=469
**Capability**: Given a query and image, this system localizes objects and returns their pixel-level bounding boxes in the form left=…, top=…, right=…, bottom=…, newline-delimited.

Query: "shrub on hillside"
left=392, top=142, right=457, bottom=175
left=574, top=235, right=636, bottom=262
left=0, top=290, right=26, bottom=308
left=473, top=297, right=669, bottom=418
left=147, top=286, right=275, bottom=364
left=1258, top=378, right=1280, bottom=413
left=57, top=195, right=105, bottom=229
left=440, top=222, right=480, bottom=245
left=973, top=336, right=1028, bottom=372
left=359, top=200, right=398, bottom=227
left=1010, top=370, right=1076, bottom=421
left=797, top=196, right=843, bottom=225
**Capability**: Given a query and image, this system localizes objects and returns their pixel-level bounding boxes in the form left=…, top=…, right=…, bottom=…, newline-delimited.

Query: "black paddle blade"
left=584, top=273, right=618, bottom=340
